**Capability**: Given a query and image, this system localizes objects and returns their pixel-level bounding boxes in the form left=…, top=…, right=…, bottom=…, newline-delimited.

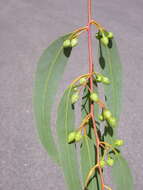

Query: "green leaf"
left=111, top=155, right=134, bottom=190
left=34, top=33, right=72, bottom=164
left=56, top=88, right=82, bottom=190
left=99, top=38, right=122, bottom=121
left=80, top=136, right=102, bottom=190
left=98, top=38, right=122, bottom=143
left=80, top=87, right=101, bottom=190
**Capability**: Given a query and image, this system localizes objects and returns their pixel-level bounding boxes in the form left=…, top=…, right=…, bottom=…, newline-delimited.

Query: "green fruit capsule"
left=73, top=87, right=78, bottom=92
left=107, top=32, right=114, bottom=39
left=100, top=160, right=106, bottom=168
left=63, top=39, right=71, bottom=48
left=71, top=38, right=78, bottom=47
left=114, top=139, right=124, bottom=146
left=101, top=36, right=109, bottom=46
left=102, top=77, right=110, bottom=85
left=75, top=131, right=82, bottom=142
left=98, top=115, right=104, bottom=121
left=67, top=132, right=76, bottom=143
left=103, top=109, right=112, bottom=119
left=79, top=77, right=87, bottom=85
left=107, top=158, right=114, bottom=166
left=96, top=74, right=103, bottom=82
left=90, top=92, right=99, bottom=102
left=108, top=116, right=117, bottom=127
left=71, top=93, right=79, bottom=104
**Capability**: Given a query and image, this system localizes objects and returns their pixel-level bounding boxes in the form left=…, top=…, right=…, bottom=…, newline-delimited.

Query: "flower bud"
left=107, top=158, right=114, bottom=166
left=90, top=92, right=99, bottom=103
left=71, top=38, right=78, bottom=47
left=103, top=109, right=112, bottom=119
left=79, top=77, right=87, bottom=85
left=101, top=36, right=109, bottom=46
left=108, top=116, right=117, bottom=127
left=71, top=93, right=79, bottom=104
left=63, top=39, right=71, bottom=48
left=114, top=139, right=124, bottom=146
left=102, top=77, right=110, bottom=85
left=107, top=32, right=114, bottom=39
left=67, top=132, right=76, bottom=143
left=96, top=74, right=103, bottom=82
left=75, top=131, right=82, bottom=142
left=98, top=115, right=104, bottom=121
left=100, top=160, right=106, bottom=168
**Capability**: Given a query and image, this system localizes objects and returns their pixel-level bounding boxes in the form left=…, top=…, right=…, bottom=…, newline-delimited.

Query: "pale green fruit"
left=79, top=77, right=87, bottom=85
left=63, top=39, right=71, bottom=48
left=90, top=92, right=99, bottom=102
left=103, top=109, right=112, bottom=119
left=75, top=131, right=82, bottom=142
left=102, top=77, right=110, bottom=84
left=98, top=115, right=104, bottom=121
left=108, top=116, right=117, bottom=127
left=100, top=160, right=106, bottom=168
left=96, top=74, right=103, bottom=82
left=67, top=132, right=76, bottom=143
left=101, top=37, right=109, bottom=46
left=107, top=32, right=114, bottom=39
left=71, top=93, right=79, bottom=104
left=114, top=139, right=124, bottom=146
left=107, top=158, right=114, bottom=166
left=71, top=38, right=78, bottom=47
left=73, top=87, right=78, bottom=92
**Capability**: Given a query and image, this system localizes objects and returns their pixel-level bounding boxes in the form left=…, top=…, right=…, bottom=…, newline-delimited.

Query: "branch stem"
left=87, top=0, right=105, bottom=189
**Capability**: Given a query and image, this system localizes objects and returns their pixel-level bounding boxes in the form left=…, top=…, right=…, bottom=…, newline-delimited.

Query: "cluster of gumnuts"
left=96, top=30, right=114, bottom=46
left=100, top=139, right=124, bottom=167
left=63, top=37, right=78, bottom=48
left=63, top=30, right=123, bottom=168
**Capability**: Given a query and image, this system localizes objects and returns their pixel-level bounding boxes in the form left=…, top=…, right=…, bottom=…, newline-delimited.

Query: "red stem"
left=87, top=0, right=105, bottom=189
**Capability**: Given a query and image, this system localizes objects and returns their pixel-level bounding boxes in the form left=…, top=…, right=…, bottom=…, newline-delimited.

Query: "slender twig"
left=87, top=0, right=105, bottom=189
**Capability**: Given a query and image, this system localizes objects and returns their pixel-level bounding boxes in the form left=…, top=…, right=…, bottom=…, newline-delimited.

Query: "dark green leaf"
left=111, top=155, right=134, bottom=190
left=34, top=33, right=72, bottom=164
left=56, top=88, right=82, bottom=190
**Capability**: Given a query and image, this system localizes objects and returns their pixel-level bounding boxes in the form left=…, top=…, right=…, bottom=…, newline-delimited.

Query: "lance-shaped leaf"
left=56, top=88, right=82, bottom=190
left=34, top=33, right=72, bottom=164
left=111, top=155, right=134, bottom=190
left=80, top=87, right=101, bottom=190
left=98, top=38, right=122, bottom=143
left=98, top=39, right=122, bottom=121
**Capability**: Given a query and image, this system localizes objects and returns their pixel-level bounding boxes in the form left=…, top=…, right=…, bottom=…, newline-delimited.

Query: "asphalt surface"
left=0, top=0, right=143, bottom=189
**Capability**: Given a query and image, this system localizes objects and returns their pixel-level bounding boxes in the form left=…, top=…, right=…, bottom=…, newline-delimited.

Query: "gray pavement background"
left=0, top=0, right=143, bottom=189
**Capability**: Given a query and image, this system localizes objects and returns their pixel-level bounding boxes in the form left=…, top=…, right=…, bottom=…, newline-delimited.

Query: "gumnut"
left=71, top=38, right=78, bottom=47
left=107, top=32, right=114, bottom=39
left=103, top=109, right=112, bottom=119
left=102, top=76, right=110, bottom=84
left=100, top=160, right=106, bottom=168
left=67, top=132, right=76, bottom=143
left=71, top=92, right=79, bottom=104
left=63, top=39, right=71, bottom=48
left=79, top=77, right=87, bottom=85
left=98, top=115, right=104, bottom=121
left=90, top=92, right=99, bottom=102
left=107, top=157, right=114, bottom=166
left=101, top=36, right=109, bottom=46
left=108, top=116, right=117, bottom=127
left=75, top=131, right=82, bottom=142
left=96, top=74, right=103, bottom=82
left=114, top=139, right=124, bottom=146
